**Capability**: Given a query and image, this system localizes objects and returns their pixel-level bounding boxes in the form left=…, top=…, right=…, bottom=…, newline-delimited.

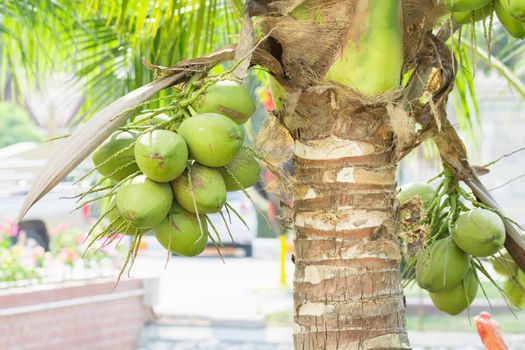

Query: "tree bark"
left=255, top=1, right=413, bottom=348
left=286, top=91, right=410, bottom=349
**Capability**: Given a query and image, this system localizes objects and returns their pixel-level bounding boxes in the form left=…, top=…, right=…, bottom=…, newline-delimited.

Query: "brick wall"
left=0, top=278, right=151, bottom=350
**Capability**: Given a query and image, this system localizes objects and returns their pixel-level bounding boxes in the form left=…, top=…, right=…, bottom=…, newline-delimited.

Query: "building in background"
left=399, top=72, right=525, bottom=224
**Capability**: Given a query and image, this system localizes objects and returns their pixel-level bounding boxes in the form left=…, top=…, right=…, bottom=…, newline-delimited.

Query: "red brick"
left=0, top=279, right=146, bottom=350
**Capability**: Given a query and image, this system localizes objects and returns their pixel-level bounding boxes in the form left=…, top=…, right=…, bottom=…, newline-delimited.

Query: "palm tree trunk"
left=257, top=0, right=410, bottom=348
left=288, top=90, right=409, bottom=349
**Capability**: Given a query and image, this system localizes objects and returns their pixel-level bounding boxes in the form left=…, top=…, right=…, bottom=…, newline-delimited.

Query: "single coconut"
left=508, top=0, right=525, bottom=22
left=452, top=208, right=505, bottom=257
left=116, top=175, right=173, bottom=229
left=177, top=113, right=244, bottom=167
left=398, top=182, right=435, bottom=208
left=219, top=148, right=261, bottom=191
left=153, top=202, right=208, bottom=256
left=134, top=130, right=188, bottom=182
left=503, top=278, right=525, bottom=307
left=106, top=197, right=139, bottom=236
left=452, top=2, right=493, bottom=24
left=416, top=238, right=471, bottom=292
left=92, top=130, right=140, bottom=181
left=171, top=163, right=226, bottom=214
left=491, top=252, right=518, bottom=277
left=496, top=0, right=525, bottom=38
left=444, top=0, right=492, bottom=11
left=430, top=268, right=479, bottom=315
left=191, top=80, right=256, bottom=125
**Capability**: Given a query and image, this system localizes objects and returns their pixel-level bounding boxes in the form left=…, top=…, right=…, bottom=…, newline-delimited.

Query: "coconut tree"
left=3, top=0, right=525, bottom=349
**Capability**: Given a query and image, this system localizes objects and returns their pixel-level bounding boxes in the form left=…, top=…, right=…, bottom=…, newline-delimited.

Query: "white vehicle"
left=0, top=142, right=92, bottom=250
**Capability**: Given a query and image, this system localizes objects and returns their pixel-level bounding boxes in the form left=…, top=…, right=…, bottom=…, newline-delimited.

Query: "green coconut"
left=508, top=0, right=525, bottom=22
left=452, top=2, right=493, bottom=24
left=503, top=278, right=525, bottom=307
left=416, top=238, right=471, bottom=292
left=177, top=113, right=244, bottom=167
left=517, top=269, right=525, bottom=287
left=430, top=268, right=479, bottom=315
left=452, top=208, right=505, bottom=257
left=444, top=0, right=492, bottom=11
left=134, top=130, right=188, bottom=182
left=171, top=163, right=226, bottom=214
left=219, top=148, right=261, bottom=191
left=116, top=175, right=173, bottom=229
left=92, top=130, right=140, bottom=181
left=398, top=182, right=435, bottom=208
left=496, top=0, right=525, bottom=38
left=491, top=252, right=518, bottom=277
left=192, top=80, right=256, bottom=125
left=106, top=197, right=139, bottom=236
left=153, top=202, right=208, bottom=256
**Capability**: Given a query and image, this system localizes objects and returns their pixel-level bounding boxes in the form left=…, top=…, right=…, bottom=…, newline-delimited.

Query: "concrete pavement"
left=137, top=320, right=525, bottom=350
left=130, top=253, right=294, bottom=322
left=130, top=250, right=525, bottom=349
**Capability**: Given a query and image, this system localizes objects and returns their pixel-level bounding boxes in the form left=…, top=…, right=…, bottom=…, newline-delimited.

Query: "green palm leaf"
left=1, top=0, right=243, bottom=123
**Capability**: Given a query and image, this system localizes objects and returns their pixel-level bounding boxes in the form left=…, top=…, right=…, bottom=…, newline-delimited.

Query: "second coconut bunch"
left=90, top=79, right=261, bottom=257
left=398, top=173, right=510, bottom=316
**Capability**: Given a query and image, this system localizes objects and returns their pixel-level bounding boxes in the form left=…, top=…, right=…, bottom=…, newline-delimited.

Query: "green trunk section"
left=323, top=0, right=403, bottom=95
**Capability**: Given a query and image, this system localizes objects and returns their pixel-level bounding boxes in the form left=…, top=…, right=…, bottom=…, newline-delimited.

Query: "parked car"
left=0, top=142, right=93, bottom=250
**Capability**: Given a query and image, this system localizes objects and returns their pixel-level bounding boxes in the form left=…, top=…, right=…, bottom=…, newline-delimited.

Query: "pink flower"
left=50, top=223, right=69, bottom=235
left=32, top=246, right=46, bottom=267
left=58, top=248, right=79, bottom=264
left=76, top=233, right=86, bottom=244
left=32, top=246, right=45, bottom=259
left=81, top=204, right=91, bottom=222
left=0, top=219, right=20, bottom=238
left=7, top=221, right=19, bottom=238
left=100, top=244, right=117, bottom=256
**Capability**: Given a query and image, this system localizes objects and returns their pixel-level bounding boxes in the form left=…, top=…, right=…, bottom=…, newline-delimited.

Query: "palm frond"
left=448, top=18, right=525, bottom=142
left=0, top=0, right=244, bottom=124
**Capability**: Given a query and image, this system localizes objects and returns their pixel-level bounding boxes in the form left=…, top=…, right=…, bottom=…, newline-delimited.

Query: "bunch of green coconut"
left=397, top=172, right=522, bottom=316
left=86, top=79, right=261, bottom=263
left=490, top=252, right=525, bottom=306
left=445, top=0, right=525, bottom=39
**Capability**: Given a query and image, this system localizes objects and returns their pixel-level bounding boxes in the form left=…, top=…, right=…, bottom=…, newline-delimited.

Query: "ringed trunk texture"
left=256, top=0, right=411, bottom=348
left=288, top=91, right=409, bottom=349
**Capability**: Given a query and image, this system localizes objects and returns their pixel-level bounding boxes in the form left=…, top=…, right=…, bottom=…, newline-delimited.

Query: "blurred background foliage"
left=0, top=103, right=43, bottom=147
left=0, top=0, right=243, bottom=126
left=0, top=1, right=524, bottom=140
